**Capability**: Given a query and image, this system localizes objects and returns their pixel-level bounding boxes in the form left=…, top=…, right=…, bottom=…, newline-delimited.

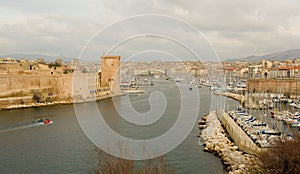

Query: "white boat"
left=123, top=89, right=145, bottom=94
left=295, top=104, right=300, bottom=109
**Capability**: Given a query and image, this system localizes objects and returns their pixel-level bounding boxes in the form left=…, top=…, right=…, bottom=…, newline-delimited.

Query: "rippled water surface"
left=0, top=80, right=239, bottom=173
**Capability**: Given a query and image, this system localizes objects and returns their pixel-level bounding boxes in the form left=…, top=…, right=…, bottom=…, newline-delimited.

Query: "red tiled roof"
left=278, top=66, right=300, bottom=70
left=292, top=66, right=300, bottom=70
left=278, top=66, right=291, bottom=70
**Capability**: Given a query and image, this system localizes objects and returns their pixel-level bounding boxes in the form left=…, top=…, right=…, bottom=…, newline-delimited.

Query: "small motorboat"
left=43, top=118, right=53, bottom=125
left=32, top=118, right=53, bottom=125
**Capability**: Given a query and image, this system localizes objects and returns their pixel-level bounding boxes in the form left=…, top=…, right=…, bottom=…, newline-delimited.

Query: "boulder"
left=223, top=156, right=231, bottom=163
left=238, top=164, right=245, bottom=170
left=198, top=120, right=206, bottom=125
left=199, top=125, right=207, bottom=129
left=204, top=147, right=209, bottom=152
left=231, top=164, right=238, bottom=171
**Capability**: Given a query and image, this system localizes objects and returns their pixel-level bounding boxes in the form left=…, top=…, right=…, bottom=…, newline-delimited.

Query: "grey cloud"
left=0, top=0, right=299, bottom=60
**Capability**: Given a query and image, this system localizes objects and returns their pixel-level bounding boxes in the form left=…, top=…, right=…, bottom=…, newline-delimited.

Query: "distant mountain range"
left=0, top=54, right=73, bottom=62
left=225, top=49, right=300, bottom=62
left=3, top=49, right=300, bottom=63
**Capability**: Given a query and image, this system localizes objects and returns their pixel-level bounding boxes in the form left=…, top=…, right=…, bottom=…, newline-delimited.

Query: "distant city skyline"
left=1, top=0, right=300, bottom=62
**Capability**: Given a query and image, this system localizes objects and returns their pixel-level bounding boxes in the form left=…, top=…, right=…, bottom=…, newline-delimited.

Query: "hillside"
left=225, top=49, right=300, bottom=62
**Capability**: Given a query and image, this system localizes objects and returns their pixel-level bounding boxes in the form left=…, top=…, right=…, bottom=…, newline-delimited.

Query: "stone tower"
left=100, top=55, right=121, bottom=94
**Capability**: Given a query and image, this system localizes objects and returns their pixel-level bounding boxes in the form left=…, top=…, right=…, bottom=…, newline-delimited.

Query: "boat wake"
left=0, top=119, right=53, bottom=133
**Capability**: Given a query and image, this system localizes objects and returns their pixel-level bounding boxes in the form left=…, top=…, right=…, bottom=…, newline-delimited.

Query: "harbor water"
left=0, top=80, right=240, bottom=173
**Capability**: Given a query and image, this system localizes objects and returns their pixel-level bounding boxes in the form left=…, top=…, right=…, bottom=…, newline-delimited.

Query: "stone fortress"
left=0, top=56, right=121, bottom=109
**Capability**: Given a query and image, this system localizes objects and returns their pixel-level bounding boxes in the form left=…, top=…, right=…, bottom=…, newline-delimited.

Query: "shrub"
left=32, top=91, right=42, bottom=103
left=258, top=132, right=300, bottom=174
left=89, top=148, right=175, bottom=174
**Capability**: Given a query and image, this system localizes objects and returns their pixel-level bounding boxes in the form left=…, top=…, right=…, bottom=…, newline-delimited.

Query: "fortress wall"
left=0, top=74, right=73, bottom=99
left=246, top=78, right=300, bottom=98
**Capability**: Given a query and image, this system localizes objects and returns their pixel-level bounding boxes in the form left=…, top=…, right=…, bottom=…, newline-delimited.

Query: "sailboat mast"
left=130, top=62, right=132, bottom=86
left=296, top=79, right=298, bottom=100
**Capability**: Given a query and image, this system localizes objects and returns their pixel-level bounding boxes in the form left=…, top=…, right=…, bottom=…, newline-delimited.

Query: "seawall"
left=0, top=93, right=125, bottom=110
left=216, top=110, right=261, bottom=156
left=0, top=74, right=127, bottom=110
left=200, top=111, right=259, bottom=173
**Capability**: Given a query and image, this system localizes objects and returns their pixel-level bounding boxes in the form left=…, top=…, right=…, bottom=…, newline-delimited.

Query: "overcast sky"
left=1, top=0, right=300, bottom=62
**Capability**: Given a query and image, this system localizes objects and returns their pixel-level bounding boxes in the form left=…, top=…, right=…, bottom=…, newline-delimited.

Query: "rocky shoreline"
left=199, top=111, right=259, bottom=174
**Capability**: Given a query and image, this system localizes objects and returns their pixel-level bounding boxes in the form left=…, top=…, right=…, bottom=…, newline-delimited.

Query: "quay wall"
left=246, top=78, right=300, bottom=98
left=0, top=74, right=72, bottom=98
left=0, top=73, right=119, bottom=110
left=217, top=110, right=261, bottom=156
left=0, top=74, right=73, bottom=109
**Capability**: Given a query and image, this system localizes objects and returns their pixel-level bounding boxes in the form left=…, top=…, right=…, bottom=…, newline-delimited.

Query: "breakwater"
left=199, top=111, right=259, bottom=174
left=222, top=92, right=260, bottom=109
left=222, top=92, right=245, bottom=103
left=217, top=110, right=262, bottom=155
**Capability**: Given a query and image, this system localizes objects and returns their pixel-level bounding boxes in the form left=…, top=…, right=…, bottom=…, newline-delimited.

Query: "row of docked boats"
left=289, top=102, right=300, bottom=109
left=228, top=107, right=285, bottom=148
left=270, top=111, right=300, bottom=128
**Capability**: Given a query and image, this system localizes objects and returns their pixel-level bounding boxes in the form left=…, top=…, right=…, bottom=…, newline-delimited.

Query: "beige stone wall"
left=0, top=97, right=33, bottom=108
left=0, top=74, right=72, bottom=100
left=0, top=56, right=121, bottom=108
left=100, top=56, right=120, bottom=94
left=246, top=78, right=300, bottom=97
left=0, top=62, right=64, bottom=76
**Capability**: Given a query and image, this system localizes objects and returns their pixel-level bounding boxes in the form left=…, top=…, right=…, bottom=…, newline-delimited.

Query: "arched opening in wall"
left=264, top=72, right=268, bottom=79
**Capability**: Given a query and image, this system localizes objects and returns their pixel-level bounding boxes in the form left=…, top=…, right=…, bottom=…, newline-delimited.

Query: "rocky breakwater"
left=199, top=112, right=259, bottom=174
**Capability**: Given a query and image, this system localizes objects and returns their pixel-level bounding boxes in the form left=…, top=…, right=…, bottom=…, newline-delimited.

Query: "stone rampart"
left=0, top=74, right=73, bottom=109
left=246, top=78, right=300, bottom=98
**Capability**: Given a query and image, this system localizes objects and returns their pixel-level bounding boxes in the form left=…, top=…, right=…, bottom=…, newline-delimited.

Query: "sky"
left=1, top=0, right=300, bottom=62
